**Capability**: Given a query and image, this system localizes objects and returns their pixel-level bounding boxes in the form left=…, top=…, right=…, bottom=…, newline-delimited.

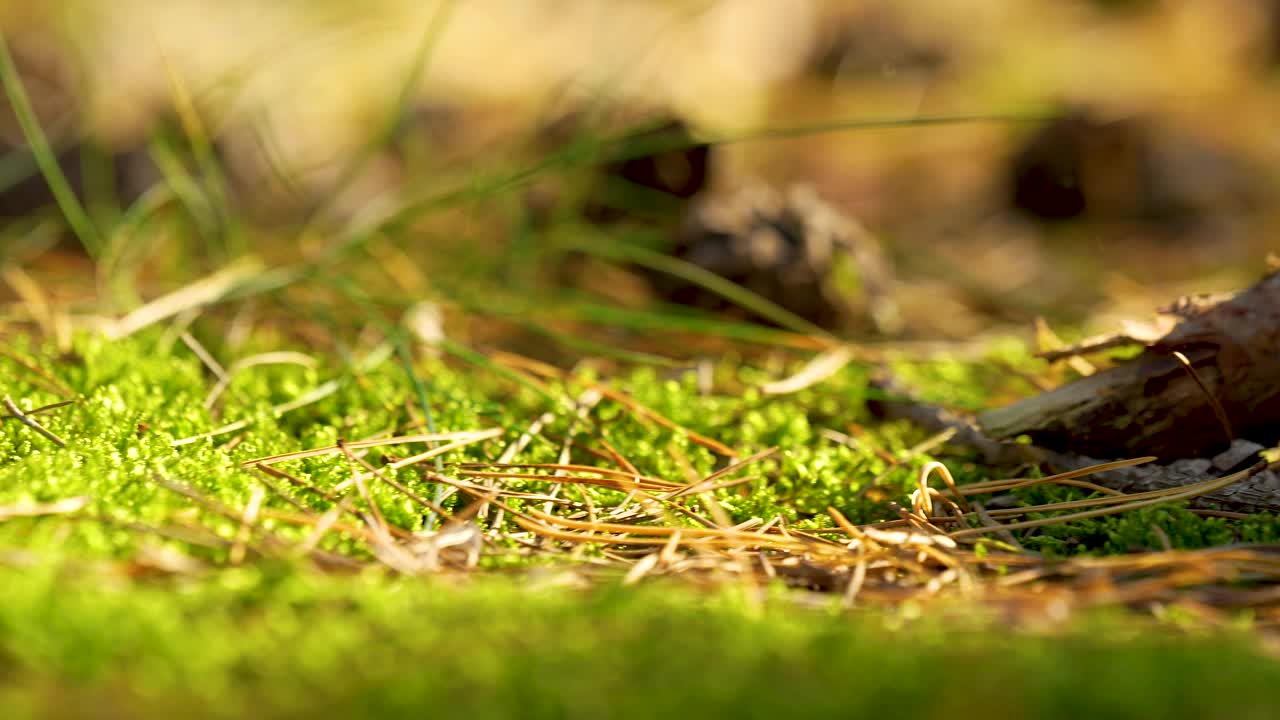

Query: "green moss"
left=6, top=329, right=1265, bottom=553
left=9, top=329, right=1273, bottom=546
left=2, top=560, right=1280, bottom=720
left=1004, top=483, right=1280, bottom=556
left=4, top=330, right=1279, bottom=717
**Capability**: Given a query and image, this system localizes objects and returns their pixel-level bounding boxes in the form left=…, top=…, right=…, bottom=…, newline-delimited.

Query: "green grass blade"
left=99, top=184, right=177, bottom=310
left=563, top=299, right=823, bottom=348
left=302, top=0, right=456, bottom=232
left=0, top=32, right=102, bottom=256
left=557, top=229, right=837, bottom=341
left=704, top=111, right=1057, bottom=145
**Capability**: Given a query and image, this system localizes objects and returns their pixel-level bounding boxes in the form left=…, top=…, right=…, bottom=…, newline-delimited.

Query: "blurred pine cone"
left=650, top=184, right=899, bottom=334
left=1007, top=108, right=1257, bottom=231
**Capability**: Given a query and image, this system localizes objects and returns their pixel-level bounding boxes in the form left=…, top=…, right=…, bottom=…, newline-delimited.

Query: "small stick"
left=0, top=495, right=89, bottom=521
left=2, top=395, right=67, bottom=447
left=592, top=383, right=738, bottom=457
left=107, top=258, right=263, bottom=339
left=337, top=440, right=389, bottom=536
left=180, top=331, right=228, bottom=382
left=229, top=486, right=265, bottom=565
left=343, top=442, right=454, bottom=521
left=1, top=398, right=74, bottom=420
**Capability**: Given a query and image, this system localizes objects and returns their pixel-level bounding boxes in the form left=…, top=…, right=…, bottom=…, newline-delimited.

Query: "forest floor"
left=4, top=267, right=1280, bottom=718
left=6, top=2, right=1280, bottom=716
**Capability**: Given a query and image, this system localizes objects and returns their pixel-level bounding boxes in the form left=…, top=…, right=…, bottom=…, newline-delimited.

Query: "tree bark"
left=870, top=380, right=1280, bottom=514
left=979, top=268, right=1280, bottom=461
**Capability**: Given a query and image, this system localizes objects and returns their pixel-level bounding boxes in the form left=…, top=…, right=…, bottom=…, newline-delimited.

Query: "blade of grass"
left=557, top=229, right=836, bottom=341
left=154, top=42, right=244, bottom=259
left=146, top=127, right=223, bottom=247
left=0, top=32, right=102, bottom=256
left=394, top=336, right=451, bottom=530
left=302, top=0, right=456, bottom=232
left=214, top=109, right=1052, bottom=311
left=332, top=277, right=508, bottom=529
left=97, top=184, right=175, bottom=309
left=397, top=246, right=831, bottom=352
left=706, top=111, right=1057, bottom=145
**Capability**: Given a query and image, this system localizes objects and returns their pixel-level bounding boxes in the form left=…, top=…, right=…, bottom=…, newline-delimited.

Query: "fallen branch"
left=870, top=374, right=1280, bottom=514
left=980, top=268, right=1280, bottom=461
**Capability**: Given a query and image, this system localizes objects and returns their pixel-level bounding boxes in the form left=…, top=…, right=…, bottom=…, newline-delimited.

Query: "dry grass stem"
left=107, top=258, right=264, bottom=339
left=1172, top=350, right=1236, bottom=446
left=171, top=379, right=345, bottom=447
left=592, top=383, right=737, bottom=457
left=3, top=394, right=68, bottom=447
left=0, top=495, right=89, bottom=521
left=760, top=345, right=856, bottom=395
left=242, top=429, right=501, bottom=468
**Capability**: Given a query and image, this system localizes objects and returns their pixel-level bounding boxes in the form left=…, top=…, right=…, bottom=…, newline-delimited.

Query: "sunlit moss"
left=3, top=330, right=1279, bottom=718
left=2, top=559, right=1279, bottom=720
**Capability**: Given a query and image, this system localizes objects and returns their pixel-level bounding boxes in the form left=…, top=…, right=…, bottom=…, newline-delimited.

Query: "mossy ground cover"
left=5, top=564, right=1280, bottom=720
left=3, top=9, right=1280, bottom=713
left=3, top=326, right=1280, bottom=718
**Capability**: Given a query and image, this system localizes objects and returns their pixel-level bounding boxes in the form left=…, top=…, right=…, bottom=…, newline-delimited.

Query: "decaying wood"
left=869, top=378, right=1280, bottom=514
left=979, top=268, right=1280, bottom=461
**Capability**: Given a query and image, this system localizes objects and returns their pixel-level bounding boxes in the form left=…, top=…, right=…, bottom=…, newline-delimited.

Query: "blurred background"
left=2, top=0, right=1277, bottom=348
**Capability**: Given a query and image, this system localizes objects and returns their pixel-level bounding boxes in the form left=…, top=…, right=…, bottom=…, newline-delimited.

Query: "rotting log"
left=871, top=264, right=1280, bottom=513
left=869, top=379, right=1280, bottom=515
left=979, top=268, right=1280, bottom=462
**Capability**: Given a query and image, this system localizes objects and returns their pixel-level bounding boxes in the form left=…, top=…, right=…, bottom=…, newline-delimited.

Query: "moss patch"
left=4, top=330, right=1280, bottom=718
